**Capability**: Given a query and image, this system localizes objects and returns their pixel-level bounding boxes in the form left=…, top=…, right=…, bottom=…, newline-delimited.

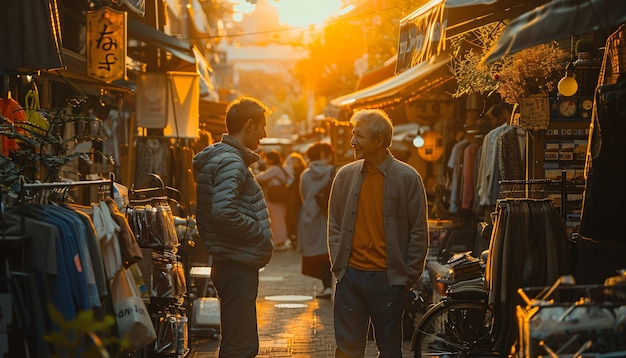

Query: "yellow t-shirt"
left=349, top=166, right=386, bottom=271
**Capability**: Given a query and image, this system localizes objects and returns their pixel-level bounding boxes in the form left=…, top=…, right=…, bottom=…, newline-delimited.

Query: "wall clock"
left=580, top=98, right=593, bottom=119
left=558, top=98, right=577, bottom=118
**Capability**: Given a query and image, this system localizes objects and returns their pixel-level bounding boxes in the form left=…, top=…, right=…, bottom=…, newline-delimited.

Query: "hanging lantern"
left=557, top=62, right=578, bottom=97
left=416, top=130, right=444, bottom=162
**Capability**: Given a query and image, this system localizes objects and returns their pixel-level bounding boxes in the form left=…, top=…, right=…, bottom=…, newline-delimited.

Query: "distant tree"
left=295, top=0, right=414, bottom=108
left=237, top=68, right=307, bottom=126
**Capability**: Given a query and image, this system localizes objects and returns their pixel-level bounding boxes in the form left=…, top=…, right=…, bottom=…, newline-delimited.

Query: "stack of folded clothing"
left=437, top=251, right=483, bottom=285
left=446, top=276, right=484, bottom=294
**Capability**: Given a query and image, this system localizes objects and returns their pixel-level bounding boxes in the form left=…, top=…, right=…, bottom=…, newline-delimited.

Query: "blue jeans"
left=211, top=260, right=260, bottom=358
left=334, top=267, right=406, bottom=357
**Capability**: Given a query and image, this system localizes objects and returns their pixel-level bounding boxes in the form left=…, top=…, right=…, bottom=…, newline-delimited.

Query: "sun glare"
left=229, top=0, right=344, bottom=26
left=270, top=0, right=343, bottom=27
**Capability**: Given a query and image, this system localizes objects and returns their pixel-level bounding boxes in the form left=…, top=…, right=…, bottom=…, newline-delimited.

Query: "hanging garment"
left=104, top=197, right=143, bottom=268
left=497, top=127, right=525, bottom=181
left=579, top=81, right=626, bottom=242
left=43, top=205, right=102, bottom=309
left=127, top=199, right=179, bottom=249
left=0, top=97, right=27, bottom=155
left=135, top=138, right=172, bottom=185
left=7, top=204, right=91, bottom=320
left=92, top=201, right=123, bottom=278
left=171, top=144, right=196, bottom=212
left=485, top=199, right=569, bottom=354
left=477, top=123, right=511, bottom=208
left=447, top=138, right=470, bottom=213
left=461, top=142, right=481, bottom=210
left=71, top=208, right=109, bottom=302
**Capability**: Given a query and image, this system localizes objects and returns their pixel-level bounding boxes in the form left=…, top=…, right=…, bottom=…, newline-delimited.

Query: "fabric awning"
left=481, top=0, right=626, bottom=64
left=355, top=58, right=397, bottom=90
left=128, top=17, right=197, bottom=64
left=324, top=55, right=452, bottom=120
left=444, top=0, right=551, bottom=38
left=0, top=0, right=65, bottom=74
left=396, top=0, right=550, bottom=72
left=128, top=17, right=217, bottom=99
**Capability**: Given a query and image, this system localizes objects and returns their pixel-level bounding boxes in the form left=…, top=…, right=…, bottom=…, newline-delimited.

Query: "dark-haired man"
left=193, top=96, right=274, bottom=357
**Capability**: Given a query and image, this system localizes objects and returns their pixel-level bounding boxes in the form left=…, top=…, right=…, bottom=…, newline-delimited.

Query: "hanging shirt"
left=447, top=138, right=470, bottom=213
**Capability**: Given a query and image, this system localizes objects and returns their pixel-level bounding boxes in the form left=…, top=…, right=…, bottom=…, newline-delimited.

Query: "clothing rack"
left=2, top=172, right=119, bottom=357
left=14, top=173, right=116, bottom=235
left=128, top=173, right=191, bottom=356
left=130, top=173, right=189, bottom=219
left=498, top=178, right=555, bottom=199
left=18, top=172, right=116, bottom=204
left=498, top=174, right=569, bottom=219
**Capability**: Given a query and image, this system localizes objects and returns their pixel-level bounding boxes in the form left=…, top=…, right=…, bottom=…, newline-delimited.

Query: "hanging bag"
left=23, top=85, right=50, bottom=135
left=111, top=268, right=156, bottom=350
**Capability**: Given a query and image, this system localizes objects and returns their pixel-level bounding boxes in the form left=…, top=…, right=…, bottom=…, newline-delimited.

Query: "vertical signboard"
left=396, top=0, right=447, bottom=74
left=163, top=72, right=200, bottom=139
left=87, top=8, right=127, bottom=83
left=136, top=73, right=169, bottom=129
left=137, top=72, right=200, bottom=138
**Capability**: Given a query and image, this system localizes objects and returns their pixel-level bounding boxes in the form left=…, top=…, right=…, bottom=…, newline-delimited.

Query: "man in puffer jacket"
left=193, top=96, right=274, bottom=357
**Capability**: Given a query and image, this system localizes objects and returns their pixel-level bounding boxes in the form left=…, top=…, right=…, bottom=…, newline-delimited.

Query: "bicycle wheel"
left=412, top=299, right=495, bottom=357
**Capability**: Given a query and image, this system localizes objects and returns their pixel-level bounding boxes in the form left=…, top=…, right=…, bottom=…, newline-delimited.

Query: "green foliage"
left=0, top=96, right=114, bottom=191
left=44, top=304, right=127, bottom=358
left=295, top=0, right=415, bottom=107
left=449, top=23, right=507, bottom=98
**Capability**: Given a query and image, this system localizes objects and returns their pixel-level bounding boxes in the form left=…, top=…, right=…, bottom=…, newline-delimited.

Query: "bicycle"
left=411, top=249, right=502, bottom=357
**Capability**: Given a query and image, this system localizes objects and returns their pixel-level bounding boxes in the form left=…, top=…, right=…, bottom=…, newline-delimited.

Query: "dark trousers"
left=211, top=260, right=260, bottom=358
left=302, top=254, right=333, bottom=289
left=334, top=267, right=406, bottom=358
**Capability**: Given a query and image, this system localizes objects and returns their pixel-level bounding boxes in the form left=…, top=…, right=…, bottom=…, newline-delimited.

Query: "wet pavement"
left=187, top=248, right=415, bottom=357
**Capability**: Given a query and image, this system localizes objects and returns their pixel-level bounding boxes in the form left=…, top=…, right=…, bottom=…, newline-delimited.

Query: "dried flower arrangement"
left=496, top=43, right=569, bottom=104
left=450, top=23, right=569, bottom=105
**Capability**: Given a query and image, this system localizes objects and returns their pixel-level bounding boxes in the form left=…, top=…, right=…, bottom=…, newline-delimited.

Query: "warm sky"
left=231, top=0, right=345, bottom=27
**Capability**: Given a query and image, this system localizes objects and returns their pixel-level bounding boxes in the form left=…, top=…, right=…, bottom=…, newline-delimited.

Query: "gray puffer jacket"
left=193, top=135, right=273, bottom=269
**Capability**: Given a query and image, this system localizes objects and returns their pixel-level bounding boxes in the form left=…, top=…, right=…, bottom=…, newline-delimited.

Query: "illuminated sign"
left=87, top=8, right=127, bottom=83
left=396, top=0, right=447, bottom=74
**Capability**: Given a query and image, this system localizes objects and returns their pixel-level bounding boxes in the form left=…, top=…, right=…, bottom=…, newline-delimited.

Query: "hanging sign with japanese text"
left=396, top=0, right=447, bottom=74
left=87, top=8, right=127, bottom=83
left=519, top=95, right=549, bottom=130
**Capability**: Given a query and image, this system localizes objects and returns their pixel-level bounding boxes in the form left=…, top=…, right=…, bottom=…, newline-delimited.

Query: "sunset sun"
left=229, top=0, right=349, bottom=29
left=270, top=0, right=341, bottom=27
left=270, top=0, right=344, bottom=27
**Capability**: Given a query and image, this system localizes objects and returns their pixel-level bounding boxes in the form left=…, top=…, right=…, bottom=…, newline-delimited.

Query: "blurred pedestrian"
left=298, top=142, right=335, bottom=298
left=285, top=151, right=307, bottom=247
left=193, top=96, right=273, bottom=358
left=251, top=149, right=267, bottom=174
left=256, top=149, right=292, bottom=250
left=328, top=109, right=429, bottom=357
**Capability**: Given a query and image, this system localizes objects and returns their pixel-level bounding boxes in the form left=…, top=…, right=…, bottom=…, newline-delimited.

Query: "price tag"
left=519, top=96, right=550, bottom=130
